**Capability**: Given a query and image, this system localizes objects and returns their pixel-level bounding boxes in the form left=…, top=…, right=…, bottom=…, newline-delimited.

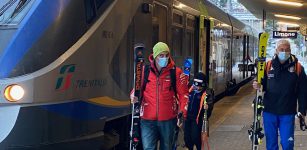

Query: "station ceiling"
left=238, top=0, right=307, bottom=26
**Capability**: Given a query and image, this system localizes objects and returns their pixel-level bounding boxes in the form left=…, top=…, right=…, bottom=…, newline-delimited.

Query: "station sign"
left=273, top=31, right=297, bottom=39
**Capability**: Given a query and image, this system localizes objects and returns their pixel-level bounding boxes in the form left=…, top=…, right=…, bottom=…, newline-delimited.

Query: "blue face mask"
left=194, top=89, right=201, bottom=93
left=193, top=84, right=203, bottom=93
left=158, top=57, right=169, bottom=67
left=278, top=52, right=290, bottom=62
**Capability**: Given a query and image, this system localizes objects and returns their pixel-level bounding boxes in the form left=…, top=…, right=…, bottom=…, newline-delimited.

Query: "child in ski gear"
left=130, top=42, right=189, bottom=150
left=184, top=72, right=214, bottom=150
left=252, top=39, right=307, bottom=150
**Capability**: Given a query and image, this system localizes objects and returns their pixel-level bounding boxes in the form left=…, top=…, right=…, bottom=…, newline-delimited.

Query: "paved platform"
left=177, top=81, right=307, bottom=150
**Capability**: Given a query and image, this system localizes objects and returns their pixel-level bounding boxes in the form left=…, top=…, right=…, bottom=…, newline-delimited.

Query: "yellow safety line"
left=88, top=96, right=130, bottom=107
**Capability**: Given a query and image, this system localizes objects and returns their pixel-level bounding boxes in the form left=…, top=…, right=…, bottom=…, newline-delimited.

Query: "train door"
left=196, top=16, right=211, bottom=86
left=152, top=2, right=168, bottom=46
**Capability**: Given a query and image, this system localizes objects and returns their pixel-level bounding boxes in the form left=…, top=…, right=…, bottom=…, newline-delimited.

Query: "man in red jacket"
left=131, top=42, right=189, bottom=150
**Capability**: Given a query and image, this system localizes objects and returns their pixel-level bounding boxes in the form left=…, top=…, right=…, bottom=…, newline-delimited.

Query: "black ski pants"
left=184, top=117, right=202, bottom=150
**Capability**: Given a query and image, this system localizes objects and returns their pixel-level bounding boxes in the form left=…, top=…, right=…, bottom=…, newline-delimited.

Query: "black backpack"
left=142, top=64, right=178, bottom=99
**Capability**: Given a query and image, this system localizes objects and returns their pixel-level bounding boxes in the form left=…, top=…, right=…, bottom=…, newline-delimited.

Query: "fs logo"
left=55, top=64, right=76, bottom=91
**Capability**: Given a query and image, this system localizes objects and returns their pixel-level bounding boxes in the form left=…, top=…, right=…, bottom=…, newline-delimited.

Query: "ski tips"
left=134, top=43, right=145, bottom=49
left=184, top=58, right=193, bottom=65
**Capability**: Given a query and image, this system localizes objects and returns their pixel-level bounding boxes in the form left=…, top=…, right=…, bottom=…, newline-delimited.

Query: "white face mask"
left=278, top=52, right=290, bottom=62
left=158, top=57, right=169, bottom=67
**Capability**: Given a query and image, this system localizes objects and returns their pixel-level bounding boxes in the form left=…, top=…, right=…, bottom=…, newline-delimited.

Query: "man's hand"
left=177, top=112, right=184, bottom=128
left=252, top=80, right=260, bottom=90
left=203, top=104, right=208, bottom=110
left=179, top=73, right=188, bottom=85
left=130, top=92, right=139, bottom=104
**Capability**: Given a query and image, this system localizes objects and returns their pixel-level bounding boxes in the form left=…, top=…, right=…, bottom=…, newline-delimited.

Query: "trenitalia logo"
left=55, top=64, right=76, bottom=91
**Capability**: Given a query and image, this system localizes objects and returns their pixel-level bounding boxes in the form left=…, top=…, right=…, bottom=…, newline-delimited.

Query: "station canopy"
left=238, top=0, right=307, bottom=34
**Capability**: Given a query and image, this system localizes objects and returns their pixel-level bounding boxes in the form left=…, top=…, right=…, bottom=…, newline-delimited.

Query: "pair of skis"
left=129, top=44, right=145, bottom=150
left=173, top=58, right=193, bottom=150
left=248, top=32, right=269, bottom=150
left=201, top=93, right=210, bottom=150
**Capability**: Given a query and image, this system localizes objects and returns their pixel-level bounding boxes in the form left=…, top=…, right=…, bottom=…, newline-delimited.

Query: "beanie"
left=194, top=72, right=206, bottom=87
left=153, top=42, right=170, bottom=58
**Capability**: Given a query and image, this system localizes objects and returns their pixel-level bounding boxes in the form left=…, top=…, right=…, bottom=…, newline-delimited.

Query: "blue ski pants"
left=263, top=112, right=295, bottom=150
left=140, top=118, right=177, bottom=150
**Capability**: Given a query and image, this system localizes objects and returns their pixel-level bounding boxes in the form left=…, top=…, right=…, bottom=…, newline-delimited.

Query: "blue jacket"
left=263, top=55, right=307, bottom=115
left=187, top=87, right=214, bottom=124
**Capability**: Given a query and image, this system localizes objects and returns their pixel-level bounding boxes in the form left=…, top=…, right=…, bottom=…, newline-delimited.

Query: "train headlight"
left=4, top=84, right=25, bottom=102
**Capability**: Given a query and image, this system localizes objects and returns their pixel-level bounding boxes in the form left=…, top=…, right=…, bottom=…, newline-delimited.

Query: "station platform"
left=177, top=81, right=307, bottom=150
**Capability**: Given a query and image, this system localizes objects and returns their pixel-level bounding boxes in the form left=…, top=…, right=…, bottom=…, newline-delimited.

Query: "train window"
left=0, top=0, right=34, bottom=27
left=172, top=27, right=183, bottom=57
left=152, top=25, right=159, bottom=46
left=210, top=19, right=231, bottom=76
left=186, top=31, right=194, bottom=56
left=152, top=3, right=168, bottom=43
left=84, top=0, right=96, bottom=24
left=186, top=15, right=195, bottom=30
left=172, top=10, right=183, bottom=27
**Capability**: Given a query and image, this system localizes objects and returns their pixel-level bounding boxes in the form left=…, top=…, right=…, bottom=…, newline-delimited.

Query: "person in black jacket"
left=184, top=72, right=214, bottom=150
left=253, top=39, right=307, bottom=150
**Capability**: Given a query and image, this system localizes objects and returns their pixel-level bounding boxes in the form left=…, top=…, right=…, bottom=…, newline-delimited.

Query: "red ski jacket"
left=140, top=54, right=189, bottom=121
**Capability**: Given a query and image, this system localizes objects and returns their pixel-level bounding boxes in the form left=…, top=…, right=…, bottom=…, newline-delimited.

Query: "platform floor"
left=177, top=81, right=307, bottom=150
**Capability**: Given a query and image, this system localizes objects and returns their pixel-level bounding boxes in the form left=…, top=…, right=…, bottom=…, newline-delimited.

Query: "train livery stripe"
left=88, top=96, right=130, bottom=107
left=40, top=100, right=130, bottom=120
left=0, top=0, right=71, bottom=78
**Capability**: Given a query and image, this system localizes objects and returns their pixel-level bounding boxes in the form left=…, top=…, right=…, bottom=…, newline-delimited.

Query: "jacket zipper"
left=156, top=75, right=160, bottom=120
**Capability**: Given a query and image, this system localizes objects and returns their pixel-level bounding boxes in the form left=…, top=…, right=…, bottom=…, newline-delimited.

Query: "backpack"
left=142, top=64, right=178, bottom=99
left=266, top=57, right=302, bottom=76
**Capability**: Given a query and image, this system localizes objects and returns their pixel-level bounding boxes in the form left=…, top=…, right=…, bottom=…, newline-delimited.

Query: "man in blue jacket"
left=253, top=39, right=307, bottom=150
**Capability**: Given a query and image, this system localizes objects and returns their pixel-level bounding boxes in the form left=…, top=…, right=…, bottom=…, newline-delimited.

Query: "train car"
left=0, top=0, right=258, bottom=149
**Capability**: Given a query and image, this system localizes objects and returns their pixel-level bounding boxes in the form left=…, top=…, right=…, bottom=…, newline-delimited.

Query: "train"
left=0, top=0, right=258, bottom=149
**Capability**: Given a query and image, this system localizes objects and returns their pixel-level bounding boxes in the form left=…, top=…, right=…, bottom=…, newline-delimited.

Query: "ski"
left=201, top=92, right=210, bottom=150
left=183, top=58, right=193, bottom=76
left=173, top=58, right=192, bottom=150
left=129, top=43, right=145, bottom=150
left=248, top=32, right=269, bottom=150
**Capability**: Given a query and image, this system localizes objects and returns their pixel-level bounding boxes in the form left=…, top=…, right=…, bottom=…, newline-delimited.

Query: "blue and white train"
left=0, top=0, right=258, bottom=149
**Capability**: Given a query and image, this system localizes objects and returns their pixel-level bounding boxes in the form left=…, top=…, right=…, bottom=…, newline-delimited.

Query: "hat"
left=194, top=72, right=206, bottom=87
left=153, top=42, right=170, bottom=58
